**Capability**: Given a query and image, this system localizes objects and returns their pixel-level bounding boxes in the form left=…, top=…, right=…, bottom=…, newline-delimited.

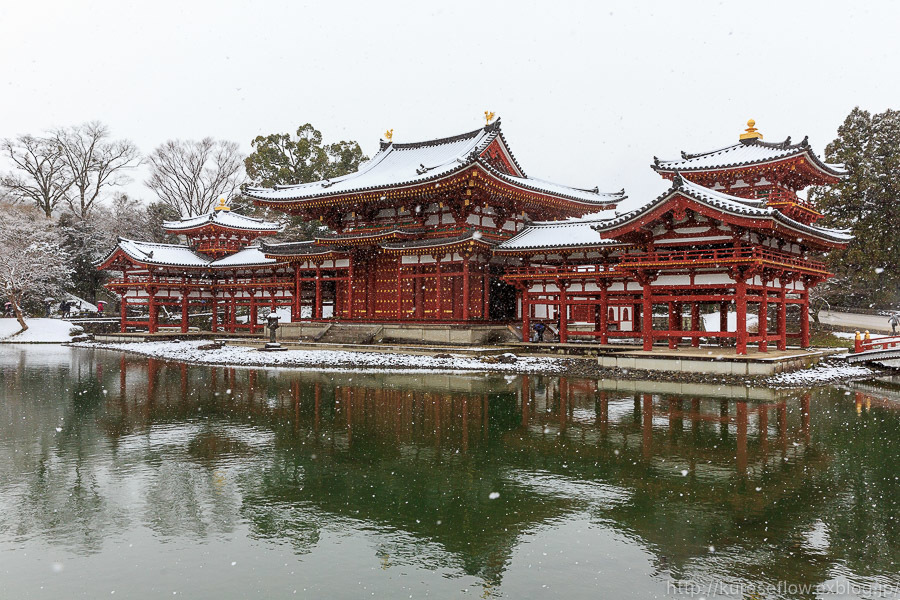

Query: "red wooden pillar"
left=521, top=287, right=530, bottom=342
left=667, top=302, right=677, bottom=349
left=292, top=265, right=301, bottom=321
left=347, top=255, right=355, bottom=319
left=249, top=295, right=258, bottom=333
left=120, top=296, right=127, bottom=333
left=148, top=291, right=158, bottom=334
left=758, top=284, right=768, bottom=352
left=415, top=264, right=424, bottom=319
left=736, top=401, right=748, bottom=476
left=462, top=255, right=470, bottom=321
left=482, top=268, right=489, bottom=320
left=719, top=301, right=728, bottom=339
left=229, top=295, right=237, bottom=333
left=735, top=276, right=748, bottom=355
left=778, top=285, right=787, bottom=350
left=395, top=258, right=403, bottom=319
left=558, top=282, right=569, bottom=344
left=315, top=265, right=323, bottom=320
left=641, top=278, right=653, bottom=351
left=366, top=258, right=376, bottom=319
left=435, top=258, right=443, bottom=321
left=599, top=284, right=609, bottom=345
left=180, top=288, right=189, bottom=334
left=211, top=296, right=218, bottom=333
left=690, top=302, right=700, bottom=347
left=800, top=288, right=810, bottom=348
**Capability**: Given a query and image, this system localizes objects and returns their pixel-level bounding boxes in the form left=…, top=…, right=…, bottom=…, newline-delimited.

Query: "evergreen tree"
left=244, top=124, right=367, bottom=188
left=812, top=107, right=900, bottom=308
left=242, top=124, right=368, bottom=241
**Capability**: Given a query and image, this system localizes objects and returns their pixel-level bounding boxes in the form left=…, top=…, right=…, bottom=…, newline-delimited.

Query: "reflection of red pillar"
left=147, top=358, right=158, bottom=404
left=777, top=401, right=787, bottom=455
left=119, top=355, right=127, bottom=402
left=521, top=375, right=531, bottom=427
left=180, top=363, right=188, bottom=402
left=642, top=393, right=653, bottom=459
left=759, top=405, right=769, bottom=456
left=559, top=377, right=568, bottom=431
left=736, top=277, right=748, bottom=355
left=462, top=397, right=469, bottom=454
left=211, top=297, right=218, bottom=333
left=800, top=392, right=811, bottom=443
left=314, top=382, right=321, bottom=432
left=736, top=402, right=748, bottom=476
left=598, top=390, right=608, bottom=434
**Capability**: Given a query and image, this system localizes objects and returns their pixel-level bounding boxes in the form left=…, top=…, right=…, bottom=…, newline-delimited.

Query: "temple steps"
left=315, top=324, right=384, bottom=345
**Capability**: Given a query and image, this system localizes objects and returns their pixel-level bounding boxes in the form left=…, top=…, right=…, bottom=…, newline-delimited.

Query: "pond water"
left=1, top=345, right=899, bottom=599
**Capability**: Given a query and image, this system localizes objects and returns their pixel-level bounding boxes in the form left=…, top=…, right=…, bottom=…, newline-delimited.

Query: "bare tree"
left=0, top=203, right=71, bottom=332
left=146, top=138, right=245, bottom=217
left=1, top=134, right=73, bottom=217
left=54, top=121, right=141, bottom=220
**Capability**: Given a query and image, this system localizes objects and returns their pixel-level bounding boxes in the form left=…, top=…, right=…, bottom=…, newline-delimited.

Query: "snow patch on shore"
left=74, top=340, right=567, bottom=374
left=766, top=360, right=873, bottom=388
left=0, top=318, right=83, bottom=343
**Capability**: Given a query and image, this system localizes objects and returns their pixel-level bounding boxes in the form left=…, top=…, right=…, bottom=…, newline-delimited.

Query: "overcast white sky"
left=1, top=0, right=897, bottom=209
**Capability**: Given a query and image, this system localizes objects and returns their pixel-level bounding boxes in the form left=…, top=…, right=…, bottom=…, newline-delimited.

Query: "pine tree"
left=813, top=107, right=900, bottom=308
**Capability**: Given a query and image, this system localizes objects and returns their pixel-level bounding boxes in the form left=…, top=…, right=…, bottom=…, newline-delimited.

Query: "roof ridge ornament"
left=383, top=129, right=393, bottom=142
left=739, top=119, right=763, bottom=141
left=214, top=196, right=230, bottom=211
left=484, top=111, right=496, bottom=126
left=672, top=171, right=685, bottom=188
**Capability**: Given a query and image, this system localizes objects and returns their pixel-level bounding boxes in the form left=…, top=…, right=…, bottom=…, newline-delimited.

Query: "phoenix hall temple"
left=99, top=118, right=850, bottom=354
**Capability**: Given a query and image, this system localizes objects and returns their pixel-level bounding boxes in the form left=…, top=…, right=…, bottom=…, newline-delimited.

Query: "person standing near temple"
left=889, top=312, right=899, bottom=335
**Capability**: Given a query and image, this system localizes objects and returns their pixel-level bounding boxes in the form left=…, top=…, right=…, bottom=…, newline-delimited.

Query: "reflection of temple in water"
left=78, top=353, right=839, bottom=588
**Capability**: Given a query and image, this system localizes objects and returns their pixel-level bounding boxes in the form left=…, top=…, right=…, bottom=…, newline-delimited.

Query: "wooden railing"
left=855, top=333, right=900, bottom=353
left=618, top=246, right=828, bottom=274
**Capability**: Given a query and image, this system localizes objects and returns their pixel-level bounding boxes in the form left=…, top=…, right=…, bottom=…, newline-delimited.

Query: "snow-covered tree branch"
left=146, top=138, right=245, bottom=217
left=0, top=203, right=72, bottom=332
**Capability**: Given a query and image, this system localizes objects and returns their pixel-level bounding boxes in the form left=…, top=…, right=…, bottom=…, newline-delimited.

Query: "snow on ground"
left=0, top=318, right=83, bottom=343
left=702, top=311, right=758, bottom=332
left=832, top=331, right=888, bottom=340
left=766, top=360, right=873, bottom=388
left=74, top=340, right=567, bottom=374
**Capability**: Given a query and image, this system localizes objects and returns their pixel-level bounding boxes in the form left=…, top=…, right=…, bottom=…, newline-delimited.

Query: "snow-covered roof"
left=653, top=137, right=845, bottom=177
left=245, top=121, right=625, bottom=207
left=115, top=239, right=211, bottom=267
left=496, top=212, right=622, bottom=251
left=208, top=246, right=276, bottom=267
left=163, top=210, right=281, bottom=232
left=594, top=175, right=853, bottom=244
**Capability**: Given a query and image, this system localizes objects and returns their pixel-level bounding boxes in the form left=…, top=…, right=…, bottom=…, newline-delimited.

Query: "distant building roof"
left=652, top=136, right=845, bottom=178
left=163, top=209, right=281, bottom=233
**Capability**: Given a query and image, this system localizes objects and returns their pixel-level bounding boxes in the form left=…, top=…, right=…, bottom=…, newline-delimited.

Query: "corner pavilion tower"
left=496, top=120, right=850, bottom=353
